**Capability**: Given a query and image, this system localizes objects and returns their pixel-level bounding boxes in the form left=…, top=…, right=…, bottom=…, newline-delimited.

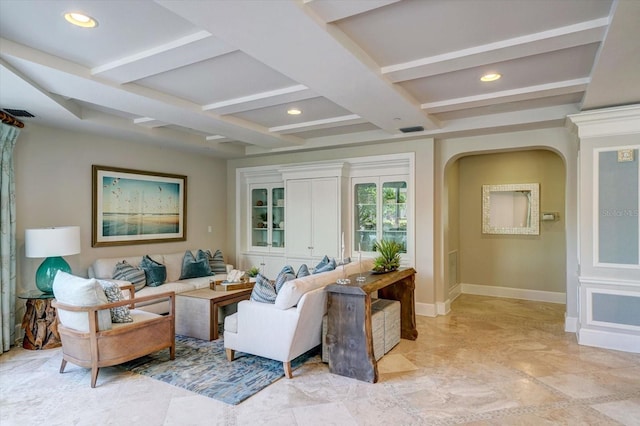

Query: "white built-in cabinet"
left=285, top=177, right=340, bottom=260
left=236, top=154, right=414, bottom=277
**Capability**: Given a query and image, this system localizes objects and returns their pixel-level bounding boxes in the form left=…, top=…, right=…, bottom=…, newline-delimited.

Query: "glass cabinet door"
left=250, top=185, right=285, bottom=251
left=251, top=188, right=269, bottom=248
left=354, top=183, right=377, bottom=252
left=271, top=187, right=285, bottom=249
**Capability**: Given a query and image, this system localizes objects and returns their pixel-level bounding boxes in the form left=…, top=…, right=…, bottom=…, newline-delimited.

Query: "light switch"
left=208, top=226, right=212, bottom=233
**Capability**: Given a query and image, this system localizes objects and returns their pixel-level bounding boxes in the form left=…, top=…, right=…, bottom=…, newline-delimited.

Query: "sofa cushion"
left=314, top=257, right=337, bottom=274
left=53, top=272, right=112, bottom=332
left=296, top=264, right=310, bottom=278
left=112, top=260, right=146, bottom=292
left=313, top=255, right=330, bottom=271
left=98, top=279, right=133, bottom=323
left=250, top=273, right=277, bottom=303
left=207, top=249, right=227, bottom=274
left=179, top=250, right=212, bottom=279
left=274, top=265, right=295, bottom=293
left=139, top=255, right=167, bottom=287
left=274, top=268, right=343, bottom=310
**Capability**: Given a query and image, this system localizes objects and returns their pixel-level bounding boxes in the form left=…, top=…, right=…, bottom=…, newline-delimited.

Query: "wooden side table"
left=18, top=291, right=61, bottom=350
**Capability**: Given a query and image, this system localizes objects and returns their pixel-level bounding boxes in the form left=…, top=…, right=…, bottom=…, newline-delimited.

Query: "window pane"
left=382, top=181, right=407, bottom=253
left=354, top=183, right=377, bottom=251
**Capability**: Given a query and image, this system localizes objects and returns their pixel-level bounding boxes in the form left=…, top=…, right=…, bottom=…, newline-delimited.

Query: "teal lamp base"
left=35, top=256, right=71, bottom=294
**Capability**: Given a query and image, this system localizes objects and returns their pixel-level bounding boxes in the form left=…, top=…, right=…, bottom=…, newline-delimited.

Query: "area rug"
left=120, top=335, right=319, bottom=405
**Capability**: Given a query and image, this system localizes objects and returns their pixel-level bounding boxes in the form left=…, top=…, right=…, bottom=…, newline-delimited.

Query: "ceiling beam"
left=91, top=31, right=237, bottom=84
left=383, top=18, right=608, bottom=83
left=202, top=84, right=317, bottom=115
left=421, top=78, right=589, bottom=113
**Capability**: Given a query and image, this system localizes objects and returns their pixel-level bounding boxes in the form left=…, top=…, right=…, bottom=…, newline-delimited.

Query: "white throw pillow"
left=53, top=271, right=112, bottom=332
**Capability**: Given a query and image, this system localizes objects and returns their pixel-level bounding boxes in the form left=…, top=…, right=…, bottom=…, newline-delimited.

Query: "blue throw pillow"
left=139, top=255, right=167, bottom=287
left=112, top=260, right=146, bottom=292
left=314, top=258, right=337, bottom=274
left=296, top=264, right=310, bottom=278
left=180, top=250, right=213, bottom=279
left=250, top=273, right=277, bottom=303
left=274, top=265, right=295, bottom=293
left=313, top=255, right=330, bottom=272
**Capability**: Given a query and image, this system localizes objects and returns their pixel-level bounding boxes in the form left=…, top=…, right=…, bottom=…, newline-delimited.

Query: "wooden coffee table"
left=175, top=287, right=253, bottom=340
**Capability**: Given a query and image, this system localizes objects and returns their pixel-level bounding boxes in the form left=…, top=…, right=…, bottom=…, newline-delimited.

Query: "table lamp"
left=25, top=226, right=81, bottom=294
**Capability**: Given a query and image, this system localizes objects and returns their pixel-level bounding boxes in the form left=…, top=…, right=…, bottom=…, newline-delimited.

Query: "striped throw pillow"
left=250, top=273, right=277, bottom=303
left=207, top=249, right=227, bottom=274
left=274, top=265, right=295, bottom=293
left=112, top=260, right=146, bottom=291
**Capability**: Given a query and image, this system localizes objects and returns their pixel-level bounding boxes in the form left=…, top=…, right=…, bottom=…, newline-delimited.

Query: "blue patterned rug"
left=120, top=335, right=319, bottom=405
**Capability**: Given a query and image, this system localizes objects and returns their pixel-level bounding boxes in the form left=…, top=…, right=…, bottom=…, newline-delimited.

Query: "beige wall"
left=14, top=124, right=227, bottom=329
left=446, top=159, right=460, bottom=292
left=227, top=139, right=436, bottom=308
left=457, top=150, right=566, bottom=292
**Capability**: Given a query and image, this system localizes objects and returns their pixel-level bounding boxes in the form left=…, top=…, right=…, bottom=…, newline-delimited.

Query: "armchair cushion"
left=97, top=280, right=133, bottom=323
left=52, top=272, right=112, bottom=332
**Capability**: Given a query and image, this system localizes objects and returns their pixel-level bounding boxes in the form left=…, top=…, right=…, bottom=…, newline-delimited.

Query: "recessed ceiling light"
left=287, top=108, right=302, bottom=115
left=480, top=73, right=501, bottom=82
left=64, top=12, right=98, bottom=28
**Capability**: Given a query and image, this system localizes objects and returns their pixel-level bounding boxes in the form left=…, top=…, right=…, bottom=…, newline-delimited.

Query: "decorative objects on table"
left=25, top=226, right=81, bottom=294
left=372, top=239, right=402, bottom=273
left=92, top=165, right=187, bottom=247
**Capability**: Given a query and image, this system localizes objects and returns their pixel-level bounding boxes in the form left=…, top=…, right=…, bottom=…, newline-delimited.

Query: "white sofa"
left=88, top=250, right=232, bottom=315
left=224, top=258, right=374, bottom=378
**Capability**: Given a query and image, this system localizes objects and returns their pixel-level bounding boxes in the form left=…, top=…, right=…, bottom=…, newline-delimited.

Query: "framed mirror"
left=482, top=183, right=539, bottom=235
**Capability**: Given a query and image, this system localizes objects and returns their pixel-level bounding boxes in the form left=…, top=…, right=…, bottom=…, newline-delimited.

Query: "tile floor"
left=1, top=294, right=639, bottom=425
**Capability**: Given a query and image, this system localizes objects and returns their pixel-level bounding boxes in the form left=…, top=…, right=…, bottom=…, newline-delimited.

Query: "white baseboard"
left=565, top=315, right=578, bottom=333
left=461, top=283, right=566, bottom=304
left=578, top=328, right=640, bottom=353
left=436, top=300, right=450, bottom=315
left=415, top=302, right=437, bottom=317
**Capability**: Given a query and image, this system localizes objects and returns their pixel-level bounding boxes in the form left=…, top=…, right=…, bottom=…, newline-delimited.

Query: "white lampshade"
left=25, top=226, right=81, bottom=258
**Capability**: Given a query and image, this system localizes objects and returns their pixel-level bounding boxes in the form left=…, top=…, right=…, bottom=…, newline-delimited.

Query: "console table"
left=325, top=267, right=417, bottom=383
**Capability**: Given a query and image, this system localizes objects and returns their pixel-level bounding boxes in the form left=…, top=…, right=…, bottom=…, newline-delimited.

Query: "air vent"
left=399, top=126, right=424, bottom=133
left=3, top=109, right=35, bottom=118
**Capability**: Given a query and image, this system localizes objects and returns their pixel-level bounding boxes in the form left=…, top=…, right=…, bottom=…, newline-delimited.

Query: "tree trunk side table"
left=18, top=291, right=61, bottom=350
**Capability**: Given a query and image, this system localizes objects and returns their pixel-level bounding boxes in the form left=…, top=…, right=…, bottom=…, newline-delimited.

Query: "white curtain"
left=0, top=122, right=21, bottom=352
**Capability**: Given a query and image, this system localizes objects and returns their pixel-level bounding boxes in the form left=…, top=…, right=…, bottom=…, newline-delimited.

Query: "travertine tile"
left=1, top=294, right=638, bottom=426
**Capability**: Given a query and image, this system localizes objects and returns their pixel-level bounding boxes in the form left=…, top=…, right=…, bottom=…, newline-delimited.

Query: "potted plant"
left=372, top=239, right=402, bottom=273
left=247, top=266, right=260, bottom=278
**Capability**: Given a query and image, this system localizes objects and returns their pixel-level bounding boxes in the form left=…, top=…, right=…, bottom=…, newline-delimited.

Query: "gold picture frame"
left=92, top=165, right=187, bottom=247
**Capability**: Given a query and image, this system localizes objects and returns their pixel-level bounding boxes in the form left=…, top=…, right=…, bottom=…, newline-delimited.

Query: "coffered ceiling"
left=1, top=0, right=638, bottom=158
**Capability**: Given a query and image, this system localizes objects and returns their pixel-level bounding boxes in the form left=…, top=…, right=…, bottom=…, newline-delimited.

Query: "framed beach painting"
left=92, top=165, right=187, bottom=247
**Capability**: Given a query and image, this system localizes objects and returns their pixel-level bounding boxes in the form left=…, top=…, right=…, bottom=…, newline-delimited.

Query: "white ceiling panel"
left=135, top=51, right=296, bottom=105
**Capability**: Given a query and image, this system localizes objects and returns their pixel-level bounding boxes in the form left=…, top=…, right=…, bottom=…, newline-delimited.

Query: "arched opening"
left=444, top=148, right=567, bottom=309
